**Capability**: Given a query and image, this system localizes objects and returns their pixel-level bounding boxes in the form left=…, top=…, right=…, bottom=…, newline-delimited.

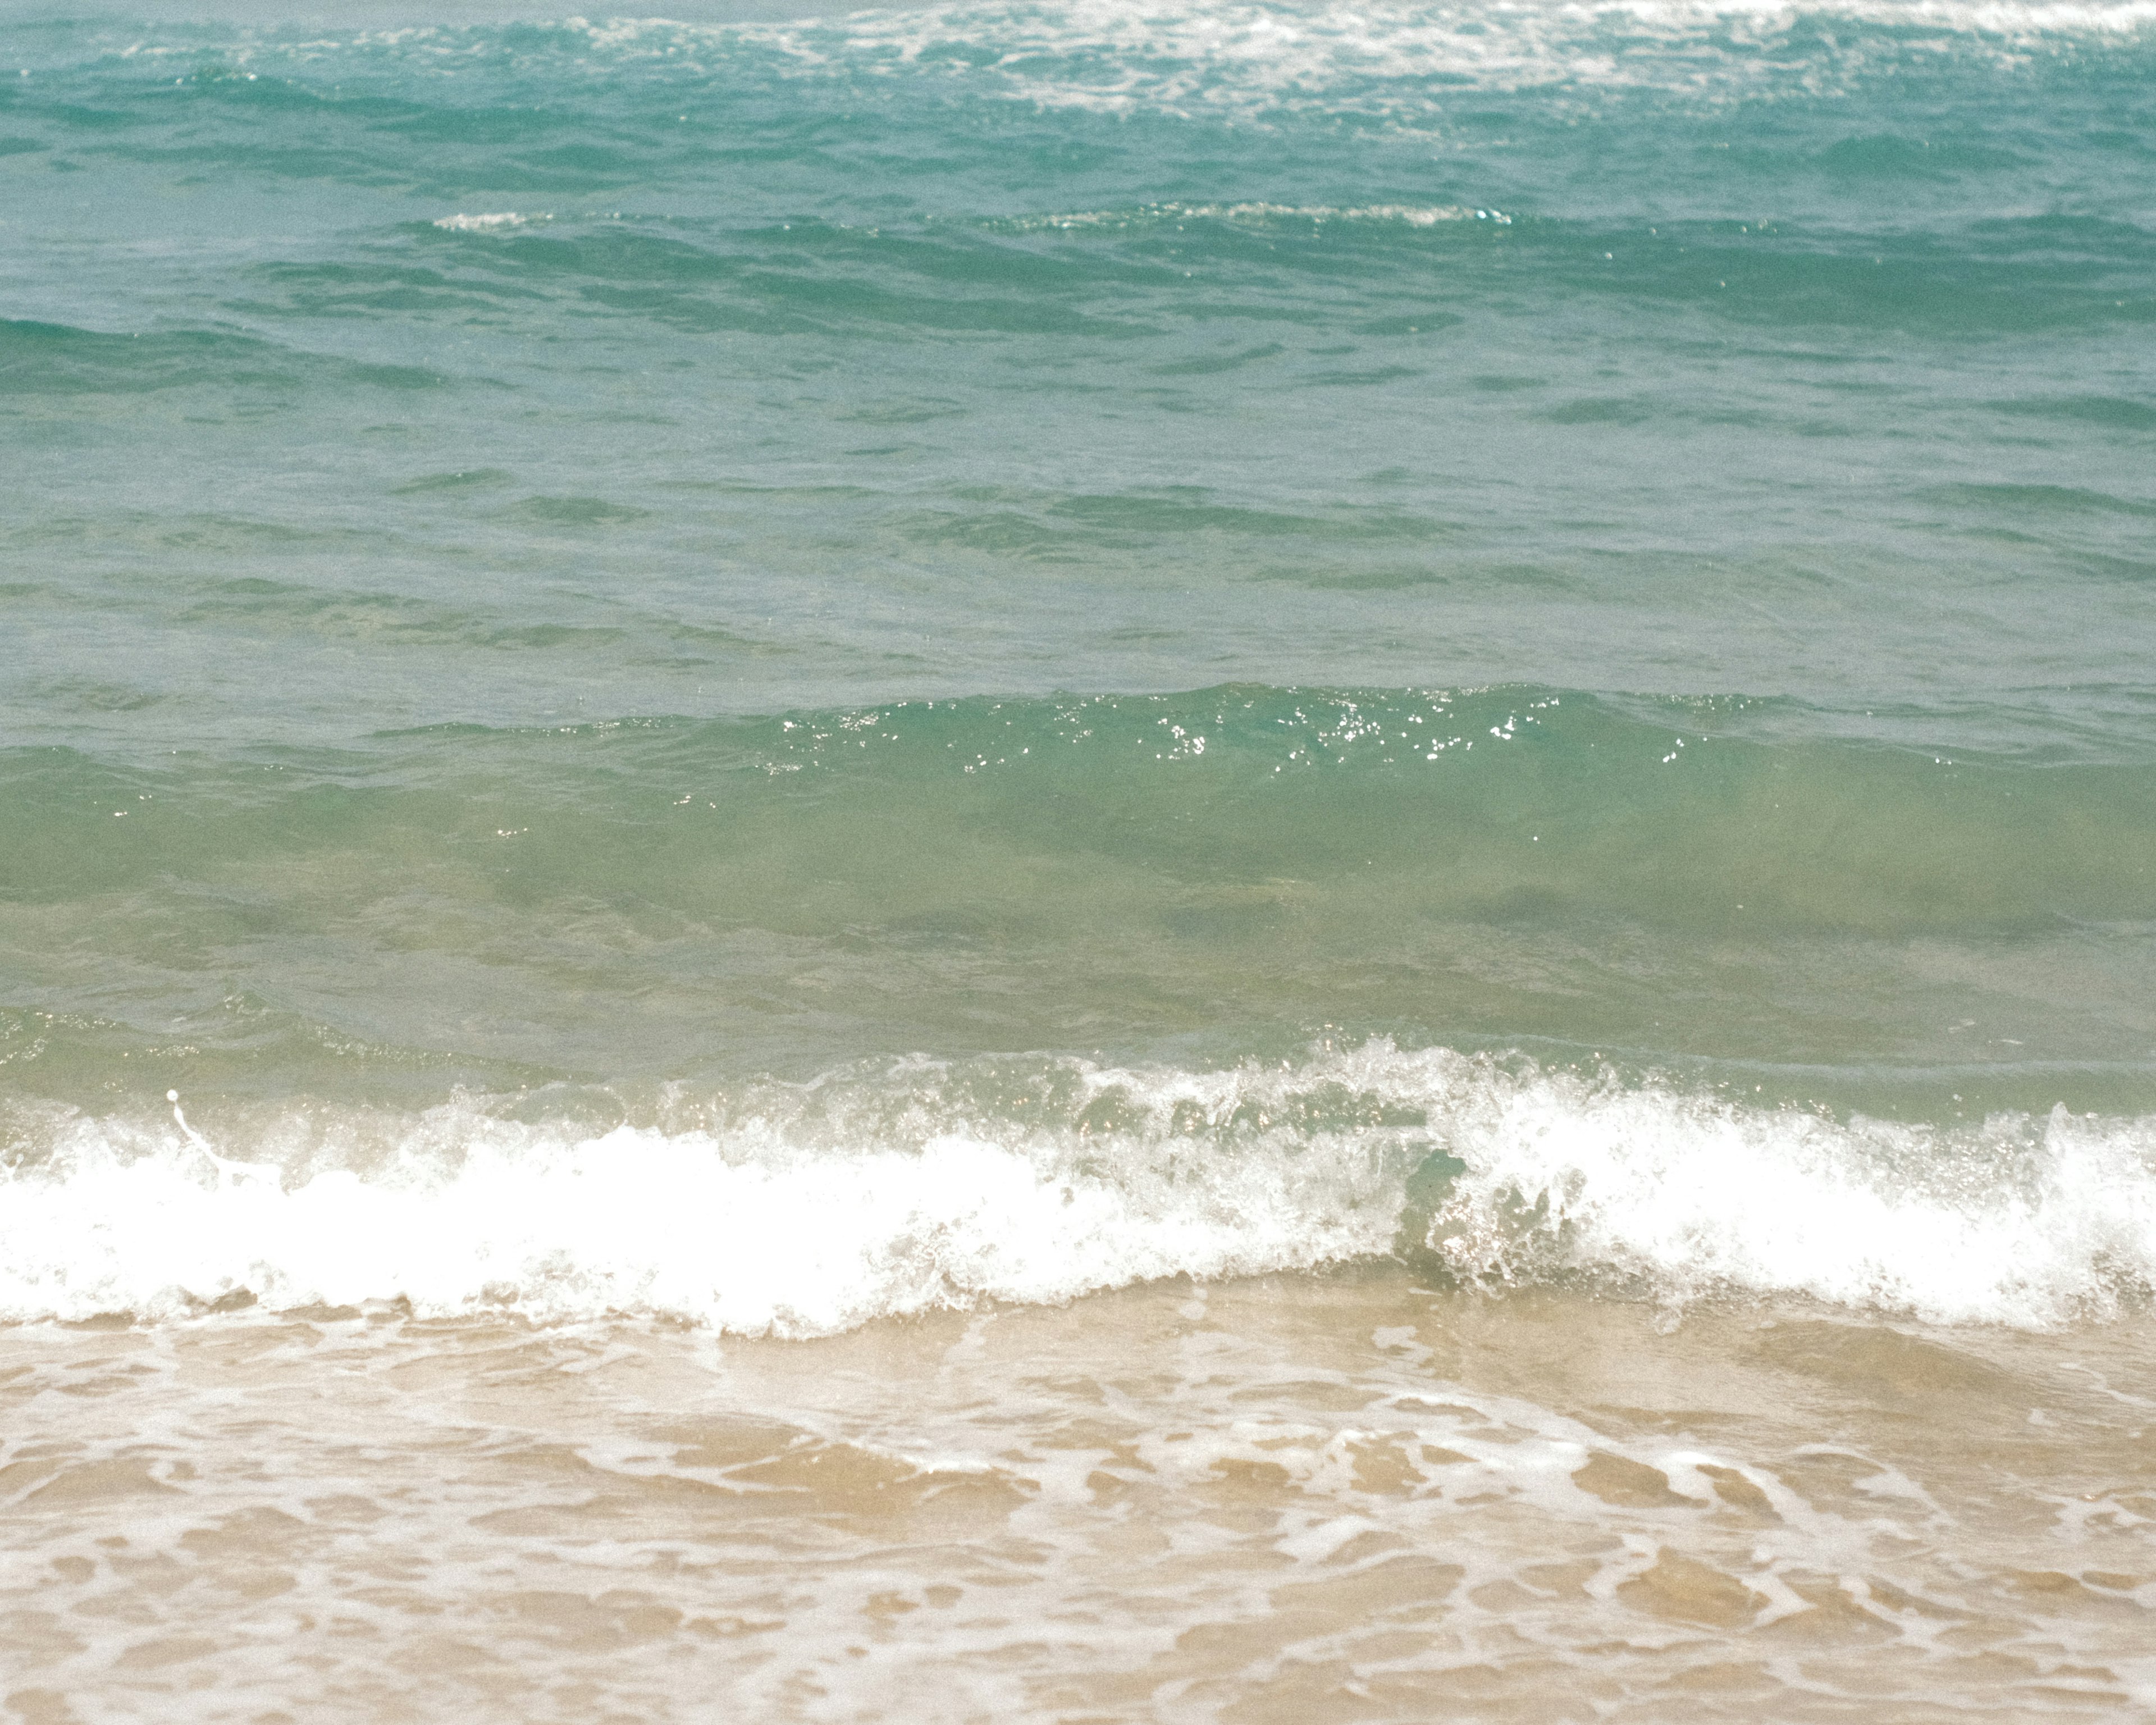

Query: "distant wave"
left=69, top=0, right=2156, bottom=134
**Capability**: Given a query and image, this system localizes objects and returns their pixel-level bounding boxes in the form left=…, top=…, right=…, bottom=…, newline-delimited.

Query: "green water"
left=5, top=688, right=2153, bottom=1128
left=2, top=0, right=2155, bottom=1322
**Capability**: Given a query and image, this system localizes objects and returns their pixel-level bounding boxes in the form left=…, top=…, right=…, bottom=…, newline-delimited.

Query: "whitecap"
left=431, top=211, right=552, bottom=233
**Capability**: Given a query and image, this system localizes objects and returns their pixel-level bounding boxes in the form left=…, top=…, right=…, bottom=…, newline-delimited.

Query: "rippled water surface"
left=3, top=0, right=2154, bottom=1713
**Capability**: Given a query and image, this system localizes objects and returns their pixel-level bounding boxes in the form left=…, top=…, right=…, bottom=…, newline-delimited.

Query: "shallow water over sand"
left=7, top=1276, right=2153, bottom=1721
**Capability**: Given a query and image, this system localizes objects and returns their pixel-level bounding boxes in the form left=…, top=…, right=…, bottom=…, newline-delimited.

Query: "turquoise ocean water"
left=2, top=0, right=2155, bottom=1323
left=9, top=5, right=2156, bottom=1718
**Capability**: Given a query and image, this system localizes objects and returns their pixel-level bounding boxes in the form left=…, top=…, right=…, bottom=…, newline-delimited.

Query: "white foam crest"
left=1016, top=200, right=1510, bottom=229
left=1407, top=1056, right=2156, bottom=1326
left=3, top=1046, right=2152, bottom=1332
left=723, top=0, right=2156, bottom=118
left=431, top=211, right=552, bottom=232
left=118, top=3, right=2155, bottom=131
left=0, top=1094, right=1401, bottom=1335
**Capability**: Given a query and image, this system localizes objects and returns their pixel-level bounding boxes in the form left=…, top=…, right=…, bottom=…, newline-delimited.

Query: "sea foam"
left=432, top=211, right=551, bottom=232
left=3, top=1044, right=2150, bottom=1333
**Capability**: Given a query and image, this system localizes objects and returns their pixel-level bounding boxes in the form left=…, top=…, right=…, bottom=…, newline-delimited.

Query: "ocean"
left=2, top=0, right=2154, bottom=1714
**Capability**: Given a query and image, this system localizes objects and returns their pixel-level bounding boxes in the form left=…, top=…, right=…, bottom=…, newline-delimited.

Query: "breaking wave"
left=4, top=1042, right=2151, bottom=1333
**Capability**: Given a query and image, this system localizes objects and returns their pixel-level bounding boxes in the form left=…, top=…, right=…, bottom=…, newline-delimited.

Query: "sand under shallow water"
left=6, top=1273, right=2153, bottom=1721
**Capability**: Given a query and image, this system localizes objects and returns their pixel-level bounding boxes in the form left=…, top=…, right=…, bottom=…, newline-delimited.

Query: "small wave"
left=1016, top=202, right=1511, bottom=231
left=431, top=211, right=551, bottom=233
left=3, top=1044, right=2150, bottom=1334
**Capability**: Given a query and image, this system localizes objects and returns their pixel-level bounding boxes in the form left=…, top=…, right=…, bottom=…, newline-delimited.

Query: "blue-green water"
left=7, top=11, right=2156, bottom=1717
left=3, top=0, right=2155, bottom=1326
